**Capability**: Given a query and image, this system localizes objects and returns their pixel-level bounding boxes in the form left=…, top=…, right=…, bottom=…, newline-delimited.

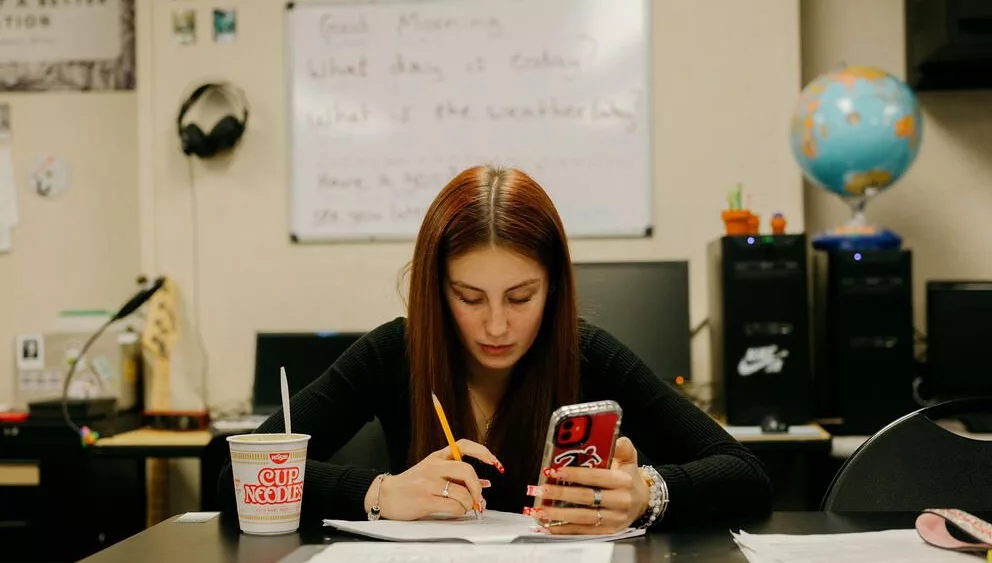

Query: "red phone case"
left=533, top=400, right=622, bottom=517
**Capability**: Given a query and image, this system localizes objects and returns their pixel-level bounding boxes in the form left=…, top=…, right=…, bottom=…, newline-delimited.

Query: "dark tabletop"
left=77, top=511, right=948, bottom=563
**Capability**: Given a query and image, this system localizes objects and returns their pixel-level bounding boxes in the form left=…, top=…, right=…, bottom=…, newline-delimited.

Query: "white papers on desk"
left=304, top=542, right=615, bottom=563
left=324, top=510, right=645, bottom=544
left=732, top=529, right=978, bottom=563
left=724, top=425, right=824, bottom=438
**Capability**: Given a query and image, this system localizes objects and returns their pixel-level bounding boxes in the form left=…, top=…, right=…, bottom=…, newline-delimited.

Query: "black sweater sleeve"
left=216, top=318, right=405, bottom=522
left=579, top=323, right=774, bottom=527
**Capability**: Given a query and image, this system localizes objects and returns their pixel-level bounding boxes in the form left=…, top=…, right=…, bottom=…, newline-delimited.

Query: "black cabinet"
left=0, top=421, right=143, bottom=562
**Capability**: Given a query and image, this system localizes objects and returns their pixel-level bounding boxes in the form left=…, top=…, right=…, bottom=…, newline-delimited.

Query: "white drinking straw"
left=280, top=366, right=292, bottom=435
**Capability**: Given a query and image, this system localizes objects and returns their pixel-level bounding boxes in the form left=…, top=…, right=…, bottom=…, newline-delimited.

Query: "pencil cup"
left=227, top=433, right=311, bottom=535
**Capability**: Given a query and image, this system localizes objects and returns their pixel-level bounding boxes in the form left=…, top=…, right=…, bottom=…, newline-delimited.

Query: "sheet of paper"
left=725, top=425, right=824, bottom=438
left=324, top=510, right=645, bottom=544
left=175, top=511, right=220, bottom=523
left=304, top=542, right=615, bottom=563
left=732, top=529, right=980, bottom=563
left=0, top=146, right=17, bottom=227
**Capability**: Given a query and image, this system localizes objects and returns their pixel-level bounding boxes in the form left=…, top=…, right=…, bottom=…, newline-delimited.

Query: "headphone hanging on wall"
left=177, top=82, right=250, bottom=159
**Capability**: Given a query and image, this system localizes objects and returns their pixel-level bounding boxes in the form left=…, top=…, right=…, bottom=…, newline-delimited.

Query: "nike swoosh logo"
left=738, top=359, right=773, bottom=376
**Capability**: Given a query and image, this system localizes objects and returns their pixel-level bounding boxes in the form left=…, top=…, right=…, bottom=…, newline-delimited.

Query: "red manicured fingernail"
left=526, top=485, right=544, bottom=497
left=542, top=467, right=556, bottom=478
left=492, top=460, right=505, bottom=474
left=522, top=506, right=541, bottom=516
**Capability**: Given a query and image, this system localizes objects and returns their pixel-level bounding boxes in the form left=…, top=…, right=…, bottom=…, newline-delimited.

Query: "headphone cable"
left=187, top=157, right=210, bottom=412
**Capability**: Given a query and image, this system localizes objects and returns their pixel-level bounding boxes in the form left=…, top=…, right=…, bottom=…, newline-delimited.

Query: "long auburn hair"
left=406, top=165, right=580, bottom=502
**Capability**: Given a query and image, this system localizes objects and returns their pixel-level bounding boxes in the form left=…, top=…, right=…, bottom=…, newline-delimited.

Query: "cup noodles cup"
left=227, top=433, right=311, bottom=535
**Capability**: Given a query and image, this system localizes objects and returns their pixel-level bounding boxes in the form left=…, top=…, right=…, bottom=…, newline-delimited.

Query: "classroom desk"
left=88, top=427, right=215, bottom=540
left=93, top=427, right=213, bottom=457
left=718, top=423, right=832, bottom=510
left=724, top=423, right=832, bottom=453
left=91, top=425, right=834, bottom=457
left=78, top=510, right=947, bottom=563
left=91, top=425, right=836, bottom=515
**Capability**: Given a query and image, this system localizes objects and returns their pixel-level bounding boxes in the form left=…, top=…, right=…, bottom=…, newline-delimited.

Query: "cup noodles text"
left=243, top=465, right=303, bottom=505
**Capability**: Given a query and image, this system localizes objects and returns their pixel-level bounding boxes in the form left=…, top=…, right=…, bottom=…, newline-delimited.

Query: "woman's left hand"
left=525, top=437, right=650, bottom=535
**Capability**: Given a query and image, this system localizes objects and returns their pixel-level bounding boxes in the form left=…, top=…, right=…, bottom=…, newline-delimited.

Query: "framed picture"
left=15, top=333, right=44, bottom=370
left=0, top=0, right=135, bottom=92
left=213, top=8, right=236, bottom=43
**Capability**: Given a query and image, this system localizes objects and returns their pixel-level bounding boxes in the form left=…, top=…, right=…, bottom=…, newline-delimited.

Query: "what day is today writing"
left=305, top=9, right=600, bottom=81
left=305, top=47, right=596, bottom=82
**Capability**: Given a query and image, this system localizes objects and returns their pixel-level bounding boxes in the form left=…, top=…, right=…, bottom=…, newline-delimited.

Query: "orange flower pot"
left=722, top=210, right=752, bottom=235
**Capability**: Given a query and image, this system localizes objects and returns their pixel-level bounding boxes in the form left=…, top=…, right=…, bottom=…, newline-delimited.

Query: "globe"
left=790, top=65, right=922, bottom=198
left=789, top=65, right=923, bottom=249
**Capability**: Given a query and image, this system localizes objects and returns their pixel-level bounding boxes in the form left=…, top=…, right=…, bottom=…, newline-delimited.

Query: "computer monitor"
left=252, top=331, right=364, bottom=414
left=572, top=261, right=691, bottom=384
left=926, top=281, right=992, bottom=397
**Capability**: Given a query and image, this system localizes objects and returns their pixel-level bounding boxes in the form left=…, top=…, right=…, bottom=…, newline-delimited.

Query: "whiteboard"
left=286, top=0, right=652, bottom=242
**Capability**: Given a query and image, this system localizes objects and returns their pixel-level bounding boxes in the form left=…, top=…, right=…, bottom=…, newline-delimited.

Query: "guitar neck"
left=147, top=356, right=171, bottom=412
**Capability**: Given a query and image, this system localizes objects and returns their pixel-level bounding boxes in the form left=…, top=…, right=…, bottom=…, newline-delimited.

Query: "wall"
left=801, top=0, right=992, bottom=331
left=0, top=92, right=139, bottom=408
left=141, top=0, right=804, bottom=413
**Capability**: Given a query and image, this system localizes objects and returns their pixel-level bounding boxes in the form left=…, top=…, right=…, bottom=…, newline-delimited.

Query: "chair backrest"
left=822, top=397, right=992, bottom=512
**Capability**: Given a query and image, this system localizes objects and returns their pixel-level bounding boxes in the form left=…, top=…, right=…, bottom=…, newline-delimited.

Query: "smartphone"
left=531, top=400, right=622, bottom=519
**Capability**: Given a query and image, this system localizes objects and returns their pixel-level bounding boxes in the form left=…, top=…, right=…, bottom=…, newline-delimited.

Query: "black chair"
left=821, top=397, right=992, bottom=512
left=200, top=418, right=390, bottom=511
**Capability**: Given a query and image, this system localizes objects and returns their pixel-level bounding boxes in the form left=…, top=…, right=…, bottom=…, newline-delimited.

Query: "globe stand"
left=811, top=187, right=902, bottom=251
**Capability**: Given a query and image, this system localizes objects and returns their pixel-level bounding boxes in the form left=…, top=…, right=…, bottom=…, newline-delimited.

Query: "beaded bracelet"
left=634, top=465, right=669, bottom=529
left=367, top=472, right=390, bottom=521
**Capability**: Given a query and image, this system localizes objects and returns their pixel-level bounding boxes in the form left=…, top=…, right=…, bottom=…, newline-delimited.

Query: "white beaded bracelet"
left=635, top=465, right=669, bottom=529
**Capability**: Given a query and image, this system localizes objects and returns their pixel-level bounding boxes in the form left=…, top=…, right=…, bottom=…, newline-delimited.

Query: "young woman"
left=217, top=165, right=772, bottom=534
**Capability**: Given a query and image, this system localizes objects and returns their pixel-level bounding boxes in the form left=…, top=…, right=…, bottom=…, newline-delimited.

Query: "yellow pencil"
left=431, top=392, right=479, bottom=518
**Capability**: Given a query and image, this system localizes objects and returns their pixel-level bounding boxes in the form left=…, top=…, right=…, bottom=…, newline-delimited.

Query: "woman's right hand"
left=364, top=439, right=501, bottom=521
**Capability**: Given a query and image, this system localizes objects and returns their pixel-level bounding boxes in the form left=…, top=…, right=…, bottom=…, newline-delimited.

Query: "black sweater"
left=217, top=317, right=773, bottom=527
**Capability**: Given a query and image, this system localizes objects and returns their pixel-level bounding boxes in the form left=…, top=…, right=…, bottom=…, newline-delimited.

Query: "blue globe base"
left=812, top=226, right=902, bottom=251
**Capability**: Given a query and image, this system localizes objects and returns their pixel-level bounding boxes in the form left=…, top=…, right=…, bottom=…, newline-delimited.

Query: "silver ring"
left=592, top=488, right=602, bottom=508
left=442, top=481, right=450, bottom=498
left=595, top=509, right=603, bottom=526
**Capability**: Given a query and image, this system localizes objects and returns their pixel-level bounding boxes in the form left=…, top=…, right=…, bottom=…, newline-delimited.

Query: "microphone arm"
left=60, top=317, right=115, bottom=436
left=62, top=276, right=167, bottom=443
left=113, top=276, right=166, bottom=321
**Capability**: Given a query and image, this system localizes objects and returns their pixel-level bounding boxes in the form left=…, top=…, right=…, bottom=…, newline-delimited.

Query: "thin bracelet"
left=367, top=473, right=390, bottom=521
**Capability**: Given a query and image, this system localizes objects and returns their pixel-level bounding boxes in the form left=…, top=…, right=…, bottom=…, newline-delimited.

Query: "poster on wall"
left=0, top=0, right=135, bottom=92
